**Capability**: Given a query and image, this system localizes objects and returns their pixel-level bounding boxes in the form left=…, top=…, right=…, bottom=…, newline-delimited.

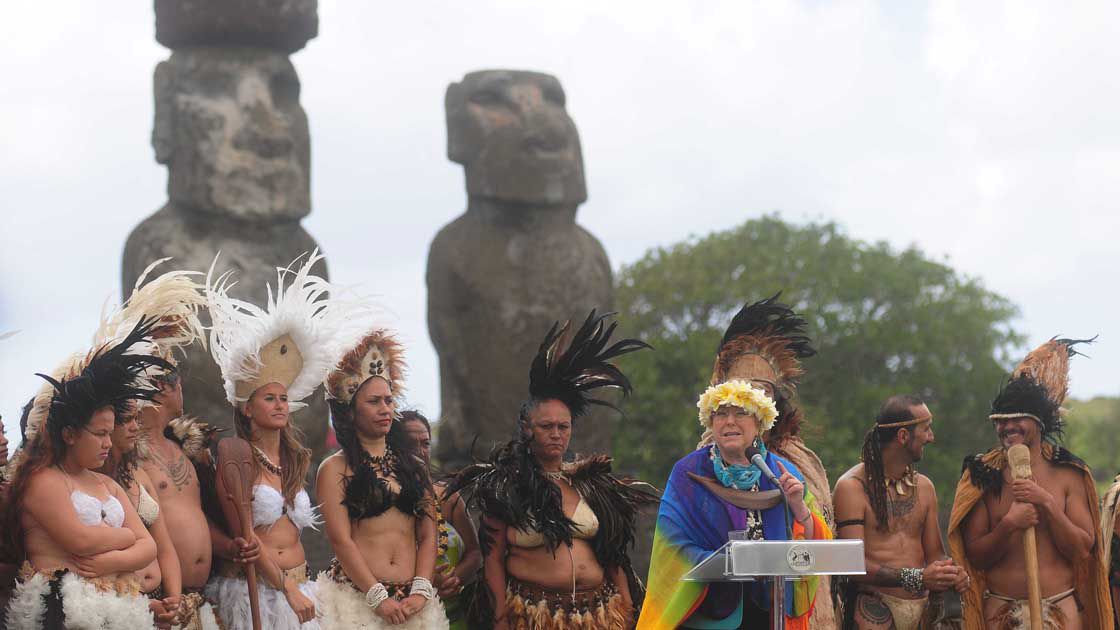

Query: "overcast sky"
left=3, top=1, right=1119, bottom=447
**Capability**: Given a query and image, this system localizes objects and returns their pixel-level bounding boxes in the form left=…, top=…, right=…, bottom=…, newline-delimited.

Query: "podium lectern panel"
left=682, top=538, right=865, bottom=630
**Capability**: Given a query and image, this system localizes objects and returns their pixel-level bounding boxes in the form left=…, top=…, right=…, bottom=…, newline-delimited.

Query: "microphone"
left=746, top=446, right=781, bottom=486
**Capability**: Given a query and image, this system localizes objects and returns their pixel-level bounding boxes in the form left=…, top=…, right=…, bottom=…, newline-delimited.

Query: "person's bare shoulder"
left=835, top=462, right=866, bottom=487
left=833, top=469, right=868, bottom=505
left=317, top=451, right=346, bottom=476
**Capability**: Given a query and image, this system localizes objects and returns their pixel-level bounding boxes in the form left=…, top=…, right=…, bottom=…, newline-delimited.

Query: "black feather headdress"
left=526, top=310, right=651, bottom=419
left=712, top=292, right=816, bottom=388
left=35, top=316, right=174, bottom=443
left=989, top=375, right=1062, bottom=439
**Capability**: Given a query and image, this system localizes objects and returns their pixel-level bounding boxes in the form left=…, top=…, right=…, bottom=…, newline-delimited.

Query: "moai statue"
left=428, top=70, right=615, bottom=468
left=122, top=1, right=330, bottom=459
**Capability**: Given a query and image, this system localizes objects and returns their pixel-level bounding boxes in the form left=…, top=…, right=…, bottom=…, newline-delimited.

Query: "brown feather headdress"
left=710, top=293, right=816, bottom=391
left=325, top=329, right=407, bottom=404
left=1010, top=336, right=1095, bottom=408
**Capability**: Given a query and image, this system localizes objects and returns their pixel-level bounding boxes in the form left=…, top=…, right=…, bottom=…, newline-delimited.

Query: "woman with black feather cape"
left=444, top=310, right=659, bottom=630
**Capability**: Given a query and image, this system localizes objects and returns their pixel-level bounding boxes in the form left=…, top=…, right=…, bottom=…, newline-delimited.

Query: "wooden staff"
left=1007, top=443, right=1042, bottom=630
left=218, top=437, right=262, bottom=630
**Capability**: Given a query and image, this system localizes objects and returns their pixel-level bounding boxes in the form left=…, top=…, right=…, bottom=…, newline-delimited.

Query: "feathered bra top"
left=341, top=448, right=427, bottom=520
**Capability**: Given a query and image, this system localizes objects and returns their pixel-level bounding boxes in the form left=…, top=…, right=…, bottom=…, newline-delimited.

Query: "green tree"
left=1063, top=396, right=1120, bottom=494
left=613, top=215, right=1023, bottom=514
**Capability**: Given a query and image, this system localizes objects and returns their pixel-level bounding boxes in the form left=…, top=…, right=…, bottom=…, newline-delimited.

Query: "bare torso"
left=979, top=462, right=1077, bottom=599
left=123, top=468, right=162, bottom=593
left=142, top=437, right=212, bottom=588
left=23, top=469, right=132, bottom=581
left=836, top=463, right=934, bottom=600
left=504, top=480, right=604, bottom=590
left=351, top=506, right=417, bottom=583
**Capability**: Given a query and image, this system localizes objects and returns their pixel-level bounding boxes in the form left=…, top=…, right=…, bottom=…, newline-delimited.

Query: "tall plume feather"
left=1011, top=336, right=1096, bottom=407
left=527, top=310, right=651, bottom=418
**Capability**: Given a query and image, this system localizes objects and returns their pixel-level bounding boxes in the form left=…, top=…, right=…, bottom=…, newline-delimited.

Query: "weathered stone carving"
left=122, top=4, right=328, bottom=465
left=155, top=0, right=318, bottom=53
left=429, top=70, right=615, bottom=468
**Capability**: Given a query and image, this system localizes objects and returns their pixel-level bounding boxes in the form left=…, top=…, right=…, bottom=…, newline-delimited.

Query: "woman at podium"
left=637, top=380, right=832, bottom=629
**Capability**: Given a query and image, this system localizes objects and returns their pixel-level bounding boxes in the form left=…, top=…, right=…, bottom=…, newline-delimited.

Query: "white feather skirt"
left=205, top=575, right=320, bottom=630
left=4, top=571, right=155, bottom=630
left=314, top=573, right=449, bottom=630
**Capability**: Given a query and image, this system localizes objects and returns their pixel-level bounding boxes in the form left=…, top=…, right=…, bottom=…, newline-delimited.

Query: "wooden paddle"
left=1007, top=443, right=1043, bottom=630
left=217, top=437, right=262, bottom=630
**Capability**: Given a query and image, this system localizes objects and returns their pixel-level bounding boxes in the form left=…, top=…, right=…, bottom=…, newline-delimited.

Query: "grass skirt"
left=4, top=567, right=155, bottom=630
left=205, top=574, right=319, bottom=630
left=505, top=578, right=632, bottom=630
left=314, top=567, right=449, bottom=630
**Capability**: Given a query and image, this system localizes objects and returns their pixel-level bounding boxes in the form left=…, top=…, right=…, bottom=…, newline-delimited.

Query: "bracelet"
left=410, top=576, right=436, bottom=600
left=795, top=510, right=812, bottom=524
left=365, top=583, right=389, bottom=609
left=900, top=567, right=925, bottom=594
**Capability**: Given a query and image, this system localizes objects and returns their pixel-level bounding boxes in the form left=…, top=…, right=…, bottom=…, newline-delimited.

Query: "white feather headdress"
left=206, top=249, right=374, bottom=411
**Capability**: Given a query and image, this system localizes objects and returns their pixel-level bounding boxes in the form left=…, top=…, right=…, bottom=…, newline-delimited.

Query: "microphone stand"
left=749, top=447, right=790, bottom=630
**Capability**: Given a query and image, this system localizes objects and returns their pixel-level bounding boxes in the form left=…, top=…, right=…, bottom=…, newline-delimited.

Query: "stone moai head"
left=446, top=70, right=587, bottom=206
left=153, top=49, right=311, bottom=222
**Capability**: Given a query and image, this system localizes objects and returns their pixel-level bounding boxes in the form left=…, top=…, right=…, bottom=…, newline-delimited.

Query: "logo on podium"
left=786, top=545, right=814, bottom=572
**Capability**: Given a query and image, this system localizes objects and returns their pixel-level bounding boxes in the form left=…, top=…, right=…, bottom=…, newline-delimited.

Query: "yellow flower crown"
left=697, top=379, right=779, bottom=432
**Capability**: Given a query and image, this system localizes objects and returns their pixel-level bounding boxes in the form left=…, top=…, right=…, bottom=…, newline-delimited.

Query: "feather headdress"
left=526, top=310, right=650, bottom=419
left=33, top=317, right=174, bottom=444
left=326, top=329, right=407, bottom=405
left=710, top=292, right=816, bottom=390
left=989, top=375, right=1063, bottom=438
left=23, top=261, right=206, bottom=440
left=206, top=249, right=373, bottom=410
left=96, top=257, right=207, bottom=365
left=1010, top=336, right=1094, bottom=409
left=989, top=335, right=1095, bottom=439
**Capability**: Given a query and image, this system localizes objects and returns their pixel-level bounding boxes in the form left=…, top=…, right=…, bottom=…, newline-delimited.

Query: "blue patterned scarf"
left=711, top=442, right=769, bottom=490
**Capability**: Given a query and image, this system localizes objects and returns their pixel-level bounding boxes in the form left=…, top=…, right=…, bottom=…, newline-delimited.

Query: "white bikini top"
left=71, top=490, right=125, bottom=528
left=136, top=484, right=160, bottom=528
left=252, top=485, right=319, bottom=531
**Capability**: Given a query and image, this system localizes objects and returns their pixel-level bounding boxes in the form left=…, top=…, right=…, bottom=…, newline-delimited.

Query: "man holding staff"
left=833, top=395, right=967, bottom=629
left=949, top=339, right=1111, bottom=629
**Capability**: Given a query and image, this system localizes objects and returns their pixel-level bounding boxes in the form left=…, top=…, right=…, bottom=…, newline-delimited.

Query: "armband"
left=900, top=567, right=925, bottom=594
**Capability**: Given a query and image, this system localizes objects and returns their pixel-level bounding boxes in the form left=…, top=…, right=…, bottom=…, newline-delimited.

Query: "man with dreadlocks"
left=446, top=310, right=658, bottom=630
left=833, top=395, right=966, bottom=629
left=949, top=338, right=1112, bottom=630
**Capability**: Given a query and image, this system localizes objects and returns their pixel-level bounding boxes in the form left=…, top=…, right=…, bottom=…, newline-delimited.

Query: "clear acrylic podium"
left=682, top=536, right=866, bottom=630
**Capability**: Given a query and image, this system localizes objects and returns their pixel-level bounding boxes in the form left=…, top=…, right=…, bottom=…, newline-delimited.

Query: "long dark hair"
left=861, top=394, right=925, bottom=532
left=327, top=378, right=430, bottom=498
left=233, top=398, right=311, bottom=506
left=764, top=387, right=804, bottom=450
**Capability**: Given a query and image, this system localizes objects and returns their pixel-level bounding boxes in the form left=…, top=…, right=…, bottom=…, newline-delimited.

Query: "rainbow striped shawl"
left=636, top=446, right=830, bottom=629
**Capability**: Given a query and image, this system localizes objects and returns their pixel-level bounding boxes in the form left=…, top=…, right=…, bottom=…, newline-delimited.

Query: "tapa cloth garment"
left=636, top=446, right=831, bottom=630
left=947, top=444, right=1113, bottom=630
left=984, top=587, right=1074, bottom=630
left=314, top=568, right=448, bottom=630
left=4, top=567, right=154, bottom=630
left=205, top=570, right=320, bottom=630
left=855, top=589, right=929, bottom=630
